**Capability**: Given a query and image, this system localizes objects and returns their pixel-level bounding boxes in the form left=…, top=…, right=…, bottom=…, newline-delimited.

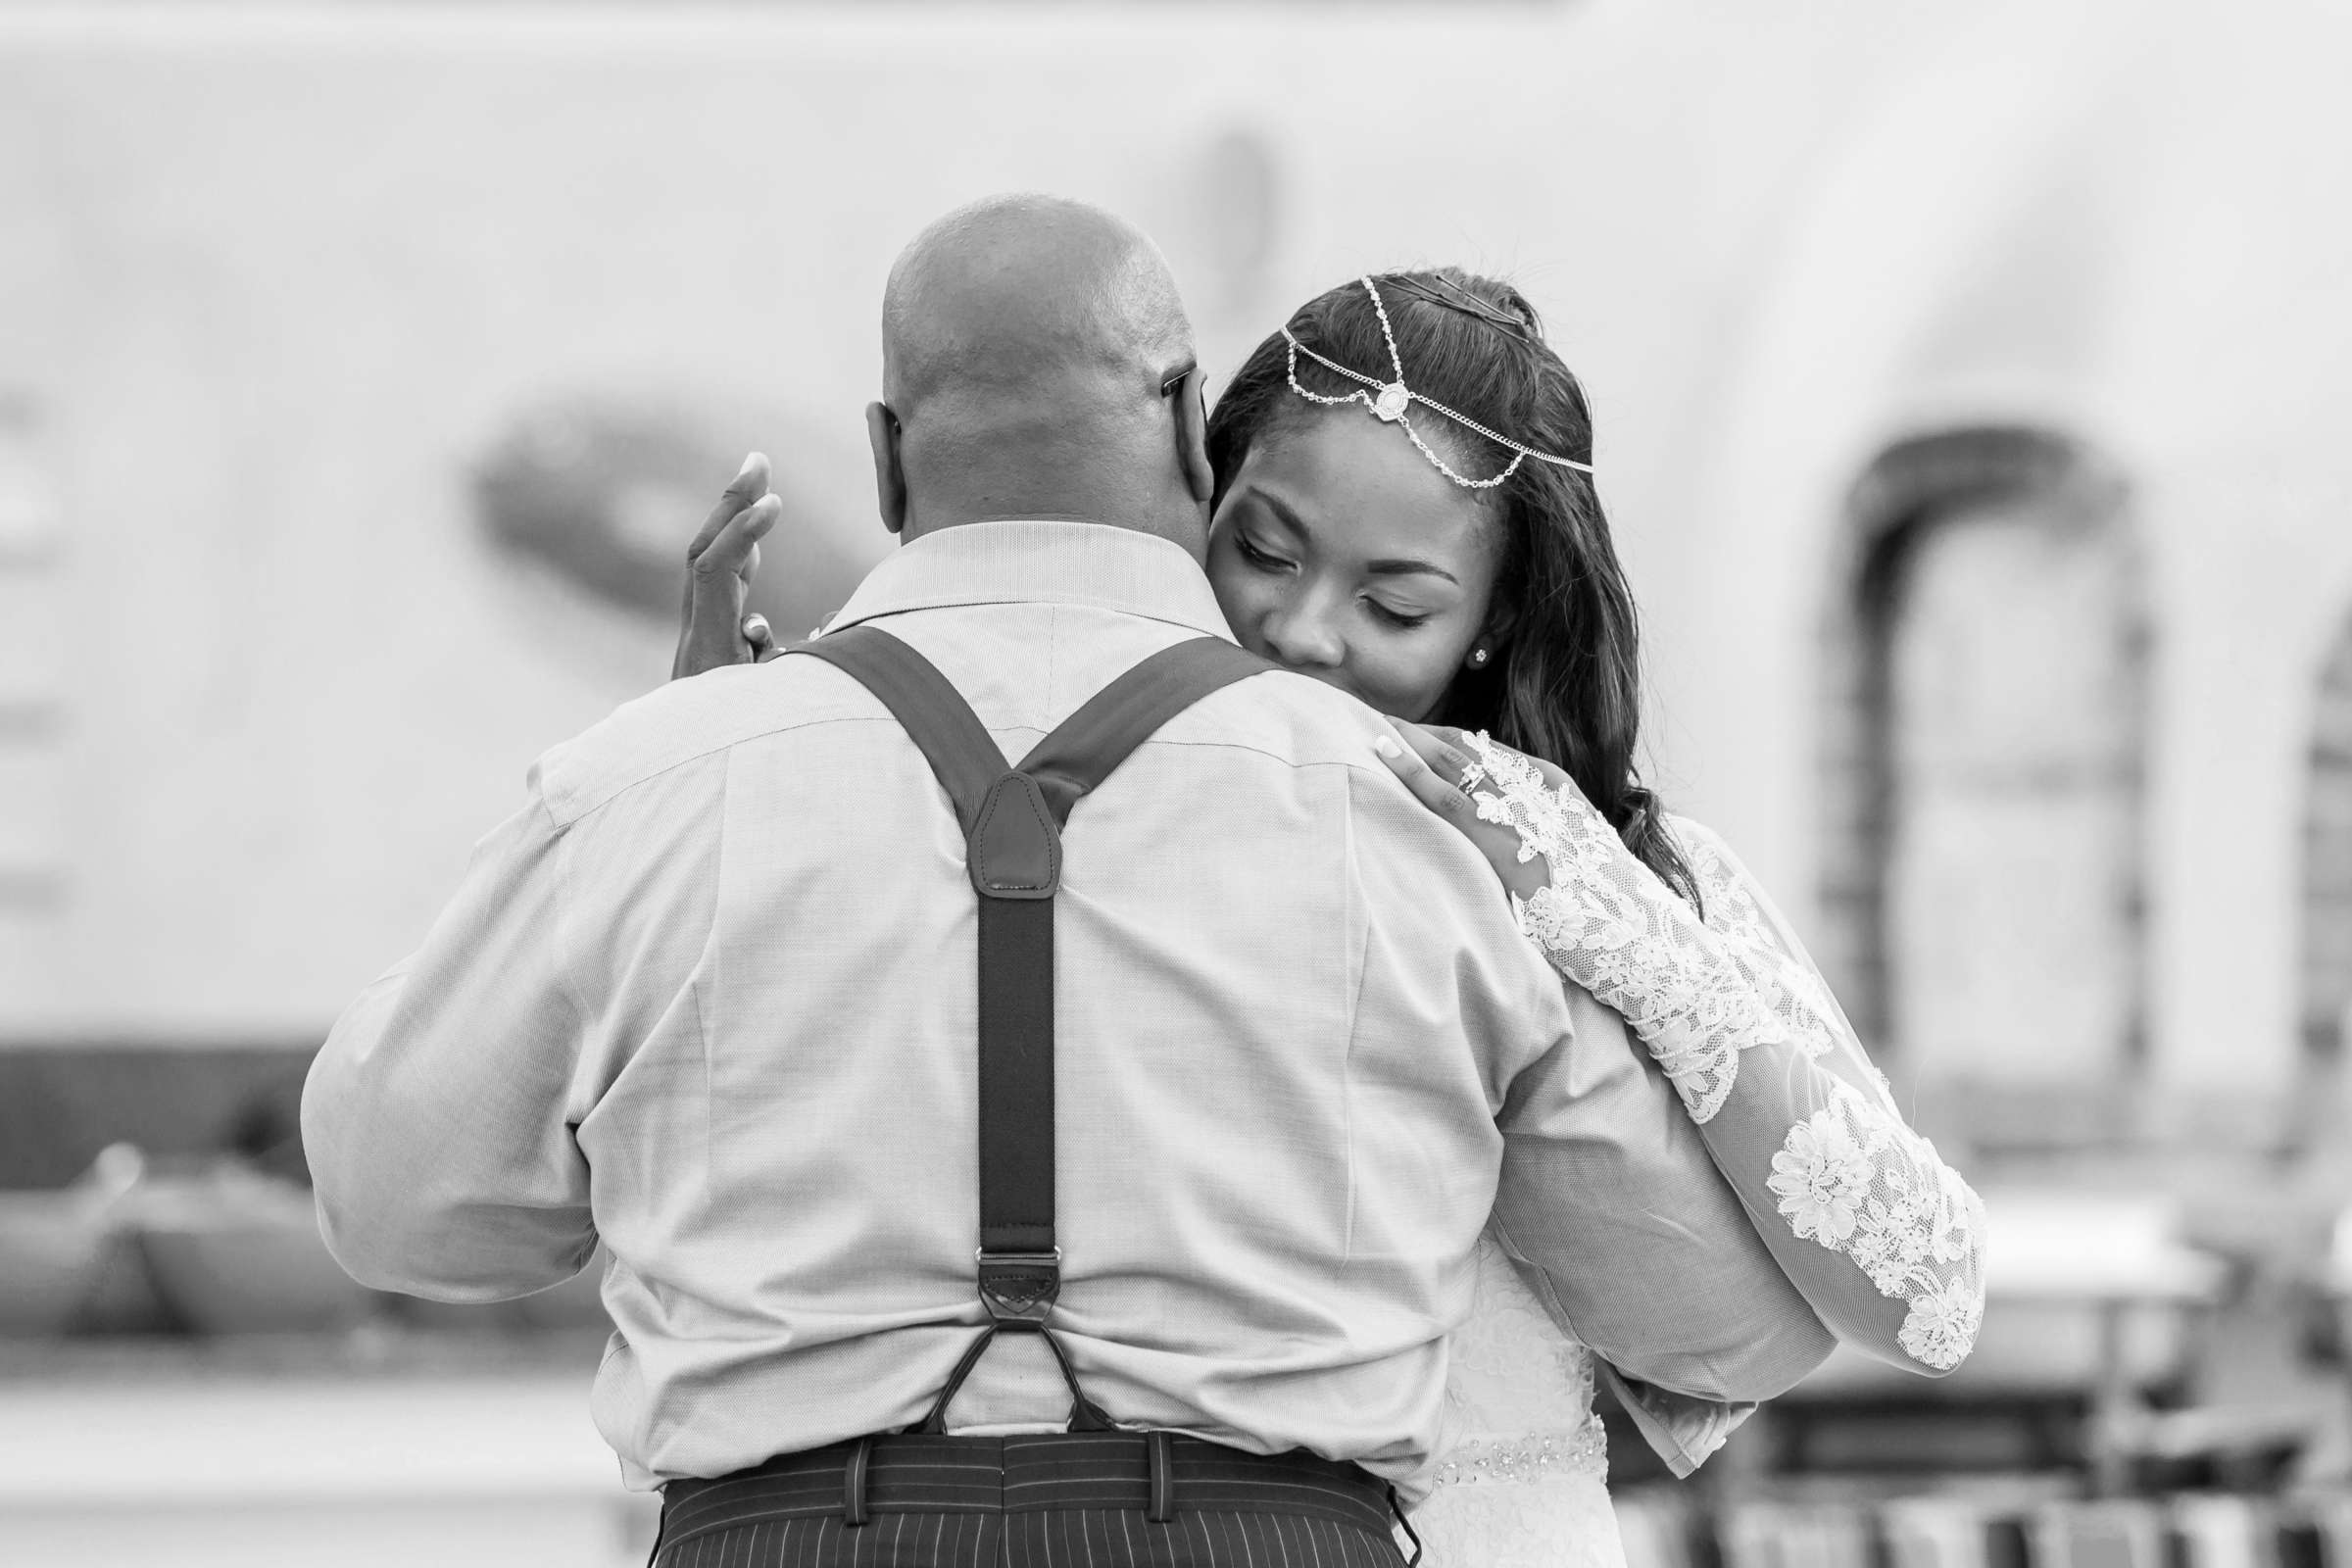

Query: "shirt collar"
left=827, top=519, right=1236, bottom=641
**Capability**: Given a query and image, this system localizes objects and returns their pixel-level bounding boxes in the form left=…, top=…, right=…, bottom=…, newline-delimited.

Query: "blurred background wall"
left=5, top=2, right=2352, bottom=1560
left=4, top=0, right=2346, bottom=1117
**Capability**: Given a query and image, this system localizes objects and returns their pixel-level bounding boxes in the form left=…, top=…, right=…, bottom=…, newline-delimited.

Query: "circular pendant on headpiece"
left=1372, top=382, right=1411, bottom=422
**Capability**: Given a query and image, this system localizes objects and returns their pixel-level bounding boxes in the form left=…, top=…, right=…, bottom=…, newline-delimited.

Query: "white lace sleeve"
left=1459, top=734, right=1987, bottom=1374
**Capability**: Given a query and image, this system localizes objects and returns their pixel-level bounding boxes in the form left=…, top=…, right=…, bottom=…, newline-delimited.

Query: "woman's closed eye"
left=1365, top=601, right=1432, bottom=630
left=1235, top=531, right=1293, bottom=572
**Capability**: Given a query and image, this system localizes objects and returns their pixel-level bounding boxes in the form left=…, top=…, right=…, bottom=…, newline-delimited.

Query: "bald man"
left=672, top=196, right=1213, bottom=676
left=307, top=197, right=1828, bottom=1568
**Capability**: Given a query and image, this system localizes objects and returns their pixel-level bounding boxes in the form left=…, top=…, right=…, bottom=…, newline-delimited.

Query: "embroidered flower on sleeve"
left=1897, top=1280, right=1985, bottom=1372
left=1767, top=1108, right=1872, bottom=1244
left=1768, top=1083, right=1988, bottom=1372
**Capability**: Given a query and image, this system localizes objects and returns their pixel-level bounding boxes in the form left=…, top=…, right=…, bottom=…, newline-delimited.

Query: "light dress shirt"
left=303, top=519, right=1834, bottom=1496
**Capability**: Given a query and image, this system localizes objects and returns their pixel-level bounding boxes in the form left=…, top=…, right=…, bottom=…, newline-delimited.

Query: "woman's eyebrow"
left=1250, top=488, right=1459, bottom=585
left=1250, top=486, right=1315, bottom=543
left=1364, top=557, right=1460, bottom=585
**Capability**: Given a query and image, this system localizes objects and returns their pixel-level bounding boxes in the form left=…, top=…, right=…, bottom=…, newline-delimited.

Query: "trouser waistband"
left=657, top=1432, right=1397, bottom=1556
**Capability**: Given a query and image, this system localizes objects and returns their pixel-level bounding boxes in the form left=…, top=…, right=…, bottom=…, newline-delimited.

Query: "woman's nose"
left=1261, top=604, right=1347, bottom=669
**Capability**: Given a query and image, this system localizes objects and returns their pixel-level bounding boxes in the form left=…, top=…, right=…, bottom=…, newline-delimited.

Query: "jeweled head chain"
left=1280, top=275, right=1595, bottom=491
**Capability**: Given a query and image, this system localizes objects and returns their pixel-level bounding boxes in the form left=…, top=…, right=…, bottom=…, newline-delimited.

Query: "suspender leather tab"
left=970, top=773, right=1060, bottom=900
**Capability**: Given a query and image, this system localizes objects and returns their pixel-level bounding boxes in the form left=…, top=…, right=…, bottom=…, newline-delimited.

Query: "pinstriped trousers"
left=652, top=1433, right=1410, bottom=1568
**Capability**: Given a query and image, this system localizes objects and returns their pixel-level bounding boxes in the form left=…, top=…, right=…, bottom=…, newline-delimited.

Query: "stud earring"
left=1468, top=647, right=1491, bottom=668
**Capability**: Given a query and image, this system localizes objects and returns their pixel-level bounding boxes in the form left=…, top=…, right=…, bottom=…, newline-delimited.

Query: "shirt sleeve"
left=1460, top=735, right=1989, bottom=1376
left=1344, top=765, right=1838, bottom=1425
left=1488, top=981, right=1839, bottom=1413
left=301, top=769, right=599, bottom=1301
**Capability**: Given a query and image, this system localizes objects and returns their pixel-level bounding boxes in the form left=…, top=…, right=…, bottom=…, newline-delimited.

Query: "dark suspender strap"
left=1017, top=637, right=1274, bottom=825
left=793, top=624, right=1004, bottom=834
left=976, top=890, right=1058, bottom=1262
left=972, top=638, right=1267, bottom=1285
left=785, top=625, right=1271, bottom=1441
left=798, top=628, right=1068, bottom=1279
left=978, top=637, right=1268, bottom=1296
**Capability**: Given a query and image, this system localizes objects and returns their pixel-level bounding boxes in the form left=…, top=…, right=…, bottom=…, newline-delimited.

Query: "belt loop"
left=843, top=1436, right=873, bottom=1528
left=1146, top=1431, right=1176, bottom=1525
left=1387, top=1484, right=1422, bottom=1567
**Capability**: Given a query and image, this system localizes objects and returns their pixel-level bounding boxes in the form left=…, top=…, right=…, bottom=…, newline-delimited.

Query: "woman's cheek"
left=1205, top=565, right=1253, bottom=635
left=1386, top=648, right=1461, bottom=723
left=1351, top=649, right=1425, bottom=721
left=1222, top=577, right=1267, bottom=633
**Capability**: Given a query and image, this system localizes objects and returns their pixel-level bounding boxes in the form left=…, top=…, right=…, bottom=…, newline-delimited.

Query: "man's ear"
left=1170, top=367, right=1214, bottom=507
left=865, top=401, right=908, bottom=536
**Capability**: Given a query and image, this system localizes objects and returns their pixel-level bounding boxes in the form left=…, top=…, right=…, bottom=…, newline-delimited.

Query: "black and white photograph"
left=1, top=2, right=2347, bottom=1564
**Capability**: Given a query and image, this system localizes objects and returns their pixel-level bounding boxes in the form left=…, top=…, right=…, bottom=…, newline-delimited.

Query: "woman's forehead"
left=1242, top=413, right=1494, bottom=564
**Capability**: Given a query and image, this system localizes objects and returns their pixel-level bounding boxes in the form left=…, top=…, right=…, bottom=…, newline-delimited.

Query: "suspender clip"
left=977, top=1247, right=1062, bottom=1325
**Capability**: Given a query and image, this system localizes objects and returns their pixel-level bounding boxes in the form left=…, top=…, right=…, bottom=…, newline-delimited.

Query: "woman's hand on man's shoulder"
left=1371, top=719, right=1568, bottom=903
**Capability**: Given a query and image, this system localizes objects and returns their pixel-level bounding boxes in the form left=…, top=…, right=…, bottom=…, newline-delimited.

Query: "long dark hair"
left=1206, top=269, right=1701, bottom=907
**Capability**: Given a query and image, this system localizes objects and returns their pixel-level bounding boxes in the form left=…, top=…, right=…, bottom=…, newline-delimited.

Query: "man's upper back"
left=530, top=521, right=1573, bottom=1482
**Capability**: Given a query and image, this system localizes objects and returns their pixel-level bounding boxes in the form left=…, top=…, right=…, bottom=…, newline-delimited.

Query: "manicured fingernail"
left=734, top=452, right=761, bottom=482
left=1373, top=736, right=1401, bottom=758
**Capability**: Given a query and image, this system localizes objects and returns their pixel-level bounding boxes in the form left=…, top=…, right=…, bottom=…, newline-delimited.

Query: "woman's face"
left=1206, top=411, right=1502, bottom=721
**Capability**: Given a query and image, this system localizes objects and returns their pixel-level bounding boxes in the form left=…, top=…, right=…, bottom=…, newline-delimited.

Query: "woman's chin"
left=1224, top=637, right=1432, bottom=717
left=1289, top=662, right=1387, bottom=713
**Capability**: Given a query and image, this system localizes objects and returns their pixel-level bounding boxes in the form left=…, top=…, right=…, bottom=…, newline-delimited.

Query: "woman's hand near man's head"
left=673, top=453, right=786, bottom=679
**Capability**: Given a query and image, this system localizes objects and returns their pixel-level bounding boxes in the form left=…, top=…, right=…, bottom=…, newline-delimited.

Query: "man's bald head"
left=884, top=194, right=1193, bottom=415
left=866, top=195, right=1211, bottom=548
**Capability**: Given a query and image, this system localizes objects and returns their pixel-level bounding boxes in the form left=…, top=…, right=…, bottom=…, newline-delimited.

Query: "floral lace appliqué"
left=1768, top=1086, right=1985, bottom=1370
left=1678, top=829, right=1852, bottom=1056
left=1460, top=734, right=1789, bottom=1123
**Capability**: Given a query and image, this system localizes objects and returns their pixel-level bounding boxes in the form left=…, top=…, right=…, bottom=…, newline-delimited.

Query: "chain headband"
left=1280, top=275, right=1594, bottom=491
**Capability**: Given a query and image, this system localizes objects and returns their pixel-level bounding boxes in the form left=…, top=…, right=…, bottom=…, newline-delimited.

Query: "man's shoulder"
left=532, top=659, right=877, bottom=828
left=1152, top=663, right=1397, bottom=772
left=1149, top=668, right=1488, bottom=864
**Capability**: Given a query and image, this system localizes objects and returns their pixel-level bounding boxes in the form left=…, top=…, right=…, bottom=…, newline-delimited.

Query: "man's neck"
left=902, top=507, right=1206, bottom=565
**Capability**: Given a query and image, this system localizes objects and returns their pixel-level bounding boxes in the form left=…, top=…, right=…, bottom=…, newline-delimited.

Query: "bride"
left=673, top=269, right=1987, bottom=1566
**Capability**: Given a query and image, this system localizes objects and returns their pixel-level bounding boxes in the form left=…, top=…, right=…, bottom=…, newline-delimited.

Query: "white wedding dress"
left=1409, top=1232, right=1625, bottom=1568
